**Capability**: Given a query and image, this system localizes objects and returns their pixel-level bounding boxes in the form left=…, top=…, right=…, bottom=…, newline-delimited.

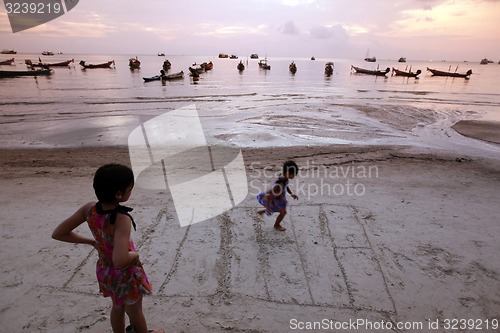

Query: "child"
left=257, top=160, right=299, bottom=231
left=52, top=163, right=164, bottom=333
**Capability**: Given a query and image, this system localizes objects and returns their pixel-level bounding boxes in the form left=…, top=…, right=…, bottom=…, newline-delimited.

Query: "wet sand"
left=1, top=145, right=499, bottom=332
left=452, top=120, right=500, bottom=144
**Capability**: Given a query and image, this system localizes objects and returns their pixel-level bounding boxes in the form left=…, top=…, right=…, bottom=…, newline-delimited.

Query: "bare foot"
left=274, top=225, right=286, bottom=231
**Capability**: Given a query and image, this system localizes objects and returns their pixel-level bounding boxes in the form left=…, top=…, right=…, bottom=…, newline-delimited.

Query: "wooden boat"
left=0, top=68, right=51, bottom=78
left=162, top=71, right=184, bottom=81
left=0, top=58, right=15, bottom=66
left=480, top=58, right=490, bottom=65
left=129, top=57, right=141, bottom=69
left=351, top=65, right=389, bottom=76
left=189, top=66, right=204, bottom=74
left=398, top=57, right=407, bottom=63
left=42, top=51, right=54, bottom=56
left=311, top=56, right=315, bottom=60
left=1, top=49, right=16, bottom=54
left=201, top=61, right=213, bottom=71
left=427, top=67, right=472, bottom=78
left=258, top=59, right=271, bottom=70
left=25, top=58, right=74, bottom=67
left=79, top=60, right=115, bottom=69
left=289, top=61, right=297, bottom=74
left=250, top=54, right=259, bottom=59
left=143, top=75, right=161, bottom=82
left=218, top=53, right=228, bottom=58
left=158, top=53, right=165, bottom=56
left=163, top=59, right=171, bottom=71
left=392, top=67, right=421, bottom=78
left=237, top=61, right=245, bottom=71
left=325, top=63, right=333, bottom=76
left=230, top=55, right=238, bottom=59
left=364, top=57, right=376, bottom=62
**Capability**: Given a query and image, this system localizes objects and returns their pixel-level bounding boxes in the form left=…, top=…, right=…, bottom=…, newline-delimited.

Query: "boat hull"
left=427, top=67, right=472, bottom=78
left=0, top=69, right=52, bottom=78
left=351, top=65, right=389, bottom=76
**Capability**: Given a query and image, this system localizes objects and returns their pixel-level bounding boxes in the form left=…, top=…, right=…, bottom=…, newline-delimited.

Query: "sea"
left=1, top=53, right=499, bottom=158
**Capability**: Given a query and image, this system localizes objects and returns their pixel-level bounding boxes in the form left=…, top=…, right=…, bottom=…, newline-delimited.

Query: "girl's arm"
left=286, top=186, right=299, bottom=200
left=52, top=202, right=96, bottom=246
left=112, top=213, right=139, bottom=269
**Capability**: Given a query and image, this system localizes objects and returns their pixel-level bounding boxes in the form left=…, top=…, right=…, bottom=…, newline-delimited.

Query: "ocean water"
left=1, top=53, right=499, bottom=156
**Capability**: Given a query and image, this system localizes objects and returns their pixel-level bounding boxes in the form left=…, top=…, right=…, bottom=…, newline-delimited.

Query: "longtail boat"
left=129, top=57, right=141, bottom=69
left=427, top=67, right=472, bottom=78
left=0, top=68, right=52, bottom=78
left=392, top=67, right=421, bottom=78
left=351, top=65, right=390, bottom=76
left=79, top=60, right=115, bottom=69
left=289, top=61, right=297, bottom=74
left=162, top=71, right=184, bottom=81
left=25, top=58, right=74, bottom=67
left=325, top=63, right=333, bottom=76
left=237, top=61, right=245, bottom=71
left=0, top=58, right=15, bottom=66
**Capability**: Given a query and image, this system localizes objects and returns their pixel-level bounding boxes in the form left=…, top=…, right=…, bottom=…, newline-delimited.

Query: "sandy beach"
left=1, top=142, right=499, bottom=332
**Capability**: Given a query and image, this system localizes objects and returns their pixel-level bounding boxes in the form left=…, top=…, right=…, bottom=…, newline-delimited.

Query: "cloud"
left=309, top=24, right=348, bottom=42
left=279, top=20, right=300, bottom=35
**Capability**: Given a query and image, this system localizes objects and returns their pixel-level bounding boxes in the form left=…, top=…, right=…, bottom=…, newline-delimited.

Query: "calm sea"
left=1, top=53, right=499, bottom=156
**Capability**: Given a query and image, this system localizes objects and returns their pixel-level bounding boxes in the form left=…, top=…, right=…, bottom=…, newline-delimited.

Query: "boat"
left=0, top=68, right=52, bottom=78
left=289, top=61, right=297, bottom=74
left=250, top=54, right=259, bottom=59
left=129, top=57, right=141, bottom=69
left=398, top=57, right=407, bottom=63
left=79, top=60, right=115, bottom=69
left=351, top=65, right=390, bottom=76
left=230, top=55, right=238, bottom=59
left=480, top=58, right=488, bottom=65
left=258, top=58, right=271, bottom=70
left=325, top=62, right=334, bottom=76
left=218, top=53, right=229, bottom=58
left=42, top=51, right=54, bottom=56
left=311, top=56, right=315, bottom=60
left=427, top=67, right=472, bottom=78
left=201, top=61, right=213, bottom=71
left=143, top=75, right=161, bottom=82
left=392, top=67, right=421, bottom=78
left=25, top=58, right=74, bottom=67
left=0, top=58, right=15, bottom=66
left=1, top=49, right=16, bottom=54
left=163, top=59, right=171, bottom=71
left=364, top=49, right=376, bottom=62
left=237, top=61, right=245, bottom=71
left=162, top=71, right=184, bottom=81
left=158, top=53, right=165, bottom=56
left=189, top=66, right=204, bottom=75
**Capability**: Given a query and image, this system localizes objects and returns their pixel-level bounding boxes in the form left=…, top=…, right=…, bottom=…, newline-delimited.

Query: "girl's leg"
left=110, top=300, right=126, bottom=333
left=124, top=296, right=148, bottom=333
left=274, top=211, right=286, bottom=231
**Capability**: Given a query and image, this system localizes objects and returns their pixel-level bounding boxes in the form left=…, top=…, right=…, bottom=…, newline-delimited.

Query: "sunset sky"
left=1, top=0, right=499, bottom=61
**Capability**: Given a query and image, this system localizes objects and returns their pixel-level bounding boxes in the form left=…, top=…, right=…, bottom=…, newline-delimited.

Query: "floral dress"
left=87, top=203, right=152, bottom=307
left=257, top=177, right=288, bottom=215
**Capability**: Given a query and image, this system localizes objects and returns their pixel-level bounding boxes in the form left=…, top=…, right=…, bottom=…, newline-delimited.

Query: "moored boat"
left=237, top=61, right=245, bottom=71
left=427, top=67, right=472, bottom=78
left=79, top=60, right=115, bottom=69
left=129, top=57, right=141, bottom=69
left=1, top=49, right=16, bottom=54
left=250, top=54, right=259, bottom=59
left=230, top=55, right=238, bottom=59
left=392, top=67, right=421, bottom=78
left=0, top=58, right=15, bottom=66
left=143, top=75, right=161, bottom=82
left=398, top=57, right=407, bottom=63
left=325, top=62, right=334, bottom=76
left=0, top=68, right=52, bottom=78
left=218, top=53, right=228, bottom=58
left=25, top=58, right=74, bottom=67
left=289, top=61, right=297, bottom=74
left=364, top=57, right=376, bottom=62
left=163, top=59, right=171, bottom=71
left=201, top=61, right=213, bottom=71
left=258, top=58, right=271, bottom=70
left=42, top=51, right=54, bottom=56
left=351, top=65, right=390, bottom=76
left=162, top=70, right=184, bottom=81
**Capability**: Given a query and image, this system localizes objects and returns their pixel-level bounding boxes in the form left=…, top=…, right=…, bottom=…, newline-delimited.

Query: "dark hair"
left=283, top=160, right=298, bottom=176
left=93, top=164, right=134, bottom=202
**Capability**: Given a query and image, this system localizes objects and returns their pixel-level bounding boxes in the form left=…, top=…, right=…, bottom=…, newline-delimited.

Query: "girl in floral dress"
left=52, top=163, right=164, bottom=333
left=257, top=160, right=299, bottom=231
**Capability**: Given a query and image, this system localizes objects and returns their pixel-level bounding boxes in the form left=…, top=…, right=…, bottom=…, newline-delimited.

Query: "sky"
left=1, top=0, right=500, bottom=61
